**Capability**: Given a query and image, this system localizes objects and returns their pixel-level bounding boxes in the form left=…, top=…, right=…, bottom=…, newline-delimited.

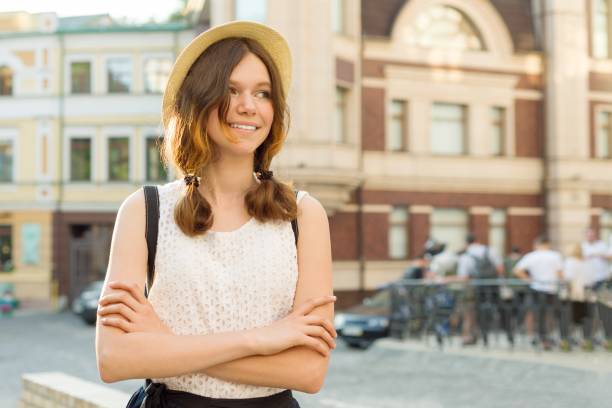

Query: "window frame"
left=600, top=209, right=612, bottom=244
left=388, top=206, right=409, bottom=260
left=387, top=99, right=408, bottom=152
left=332, top=0, right=346, bottom=35
left=142, top=126, right=168, bottom=183
left=0, top=128, right=18, bottom=184
left=592, top=0, right=612, bottom=59
left=64, top=54, right=95, bottom=95
left=142, top=53, right=173, bottom=94
left=490, top=106, right=506, bottom=156
left=102, top=127, right=134, bottom=183
left=595, top=108, right=612, bottom=159
left=0, top=224, right=13, bottom=273
left=335, top=86, right=349, bottom=144
left=104, top=55, right=133, bottom=94
left=430, top=208, right=469, bottom=253
left=430, top=102, right=467, bottom=156
left=64, top=127, right=96, bottom=183
left=0, top=65, right=14, bottom=96
left=404, top=5, right=487, bottom=51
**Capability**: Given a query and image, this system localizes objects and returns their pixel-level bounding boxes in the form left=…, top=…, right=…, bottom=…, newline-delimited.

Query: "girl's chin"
left=219, top=142, right=260, bottom=156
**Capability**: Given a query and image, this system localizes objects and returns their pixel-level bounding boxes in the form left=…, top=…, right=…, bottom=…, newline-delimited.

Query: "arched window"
left=0, top=66, right=13, bottom=96
left=403, top=5, right=486, bottom=51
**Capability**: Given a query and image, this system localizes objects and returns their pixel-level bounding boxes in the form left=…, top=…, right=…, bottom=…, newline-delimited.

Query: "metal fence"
left=387, top=279, right=612, bottom=350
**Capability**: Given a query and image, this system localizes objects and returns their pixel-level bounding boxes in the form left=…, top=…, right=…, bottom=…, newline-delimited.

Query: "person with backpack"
left=94, top=21, right=336, bottom=407
left=513, top=235, right=563, bottom=350
left=454, top=234, right=503, bottom=345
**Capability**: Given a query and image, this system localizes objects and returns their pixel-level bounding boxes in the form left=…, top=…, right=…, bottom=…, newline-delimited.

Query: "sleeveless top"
left=148, top=179, right=308, bottom=398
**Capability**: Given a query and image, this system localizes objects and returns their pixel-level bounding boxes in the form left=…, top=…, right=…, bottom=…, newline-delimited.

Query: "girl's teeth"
left=231, top=124, right=256, bottom=131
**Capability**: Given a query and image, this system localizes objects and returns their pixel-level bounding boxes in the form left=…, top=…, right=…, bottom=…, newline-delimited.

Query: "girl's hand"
left=97, top=281, right=172, bottom=335
left=248, top=295, right=337, bottom=357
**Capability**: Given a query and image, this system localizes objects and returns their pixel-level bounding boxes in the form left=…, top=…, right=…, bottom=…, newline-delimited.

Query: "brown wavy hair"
left=163, top=37, right=297, bottom=237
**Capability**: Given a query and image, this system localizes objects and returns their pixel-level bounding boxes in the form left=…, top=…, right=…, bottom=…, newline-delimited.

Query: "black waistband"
left=142, top=382, right=296, bottom=408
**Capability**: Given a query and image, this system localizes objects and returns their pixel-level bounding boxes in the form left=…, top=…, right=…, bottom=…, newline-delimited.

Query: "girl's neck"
left=199, top=155, right=258, bottom=205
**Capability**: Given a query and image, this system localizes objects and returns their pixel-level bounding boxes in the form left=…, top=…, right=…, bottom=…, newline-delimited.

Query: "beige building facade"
left=0, top=12, right=192, bottom=305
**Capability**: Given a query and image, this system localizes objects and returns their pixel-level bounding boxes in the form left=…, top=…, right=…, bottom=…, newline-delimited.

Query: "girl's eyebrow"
left=229, top=80, right=271, bottom=88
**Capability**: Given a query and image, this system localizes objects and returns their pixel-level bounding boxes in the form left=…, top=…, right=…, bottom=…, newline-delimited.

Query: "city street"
left=2, top=310, right=612, bottom=407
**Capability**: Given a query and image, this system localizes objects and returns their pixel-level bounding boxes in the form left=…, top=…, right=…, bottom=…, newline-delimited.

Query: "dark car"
left=71, top=280, right=103, bottom=325
left=334, top=287, right=392, bottom=349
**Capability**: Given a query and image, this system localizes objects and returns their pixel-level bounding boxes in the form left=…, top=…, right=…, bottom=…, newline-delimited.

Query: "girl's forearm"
left=202, top=346, right=329, bottom=394
left=97, top=329, right=255, bottom=383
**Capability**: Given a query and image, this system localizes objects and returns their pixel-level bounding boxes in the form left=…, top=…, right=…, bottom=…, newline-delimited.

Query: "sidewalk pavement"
left=376, top=335, right=612, bottom=375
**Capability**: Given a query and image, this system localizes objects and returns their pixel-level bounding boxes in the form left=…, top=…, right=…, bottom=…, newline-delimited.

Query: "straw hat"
left=162, top=20, right=292, bottom=127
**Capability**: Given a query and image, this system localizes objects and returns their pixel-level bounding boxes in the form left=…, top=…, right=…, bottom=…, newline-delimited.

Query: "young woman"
left=95, top=21, right=336, bottom=407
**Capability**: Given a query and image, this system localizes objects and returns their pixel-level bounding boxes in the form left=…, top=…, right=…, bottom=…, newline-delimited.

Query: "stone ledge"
left=21, top=372, right=131, bottom=408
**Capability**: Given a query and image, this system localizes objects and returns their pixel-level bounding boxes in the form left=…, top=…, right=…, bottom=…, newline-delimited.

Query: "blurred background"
left=1, top=1, right=612, bottom=407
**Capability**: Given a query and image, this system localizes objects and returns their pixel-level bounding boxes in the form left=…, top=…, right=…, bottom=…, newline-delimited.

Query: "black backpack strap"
left=291, top=190, right=299, bottom=245
left=143, top=186, right=160, bottom=297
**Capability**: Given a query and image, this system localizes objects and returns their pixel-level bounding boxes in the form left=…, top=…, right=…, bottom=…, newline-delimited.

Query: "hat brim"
left=162, top=21, right=292, bottom=128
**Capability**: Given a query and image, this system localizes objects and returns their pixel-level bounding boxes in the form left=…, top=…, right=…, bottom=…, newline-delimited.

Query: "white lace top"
left=148, top=179, right=307, bottom=398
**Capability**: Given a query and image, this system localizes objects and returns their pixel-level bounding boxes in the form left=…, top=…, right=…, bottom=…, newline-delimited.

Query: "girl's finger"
left=304, top=315, right=337, bottom=338
left=295, top=295, right=336, bottom=316
left=304, top=325, right=336, bottom=349
left=98, top=290, right=140, bottom=312
left=101, top=316, right=133, bottom=333
left=98, top=303, right=137, bottom=322
left=108, top=281, right=146, bottom=304
left=304, top=336, right=330, bottom=357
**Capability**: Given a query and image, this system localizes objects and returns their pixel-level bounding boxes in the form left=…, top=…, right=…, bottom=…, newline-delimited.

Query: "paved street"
left=1, top=310, right=611, bottom=408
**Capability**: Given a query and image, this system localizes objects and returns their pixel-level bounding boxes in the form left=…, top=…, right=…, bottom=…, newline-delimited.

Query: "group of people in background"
left=406, top=229, right=612, bottom=351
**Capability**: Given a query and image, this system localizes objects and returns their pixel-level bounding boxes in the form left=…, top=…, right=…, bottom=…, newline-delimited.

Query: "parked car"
left=334, top=287, right=392, bottom=349
left=72, top=280, right=103, bottom=325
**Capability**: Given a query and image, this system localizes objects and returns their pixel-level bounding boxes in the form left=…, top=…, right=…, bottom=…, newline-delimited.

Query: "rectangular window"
left=335, top=87, right=348, bottom=144
left=593, top=0, right=610, bottom=59
left=431, top=103, right=466, bottom=155
left=0, top=66, right=13, bottom=96
left=107, top=58, right=131, bottom=94
left=332, top=0, right=345, bottom=34
left=388, top=100, right=407, bottom=151
left=430, top=209, right=468, bottom=253
left=235, top=0, right=267, bottom=22
left=489, top=209, right=506, bottom=257
left=144, top=58, right=173, bottom=94
left=108, top=137, right=129, bottom=181
left=0, top=140, right=13, bottom=182
left=0, top=225, right=12, bottom=272
left=70, top=61, right=91, bottom=94
left=601, top=210, right=612, bottom=244
left=389, top=207, right=408, bottom=259
left=145, top=137, right=167, bottom=182
left=491, top=107, right=505, bottom=156
left=596, top=111, right=612, bottom=158
left=70, top=138, right=91, bottom=181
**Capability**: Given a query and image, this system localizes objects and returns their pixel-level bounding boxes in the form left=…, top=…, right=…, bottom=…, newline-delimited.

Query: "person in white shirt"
left=513, top=235, right=563, bottom=350
left=581, top=228, right=611, bottom=285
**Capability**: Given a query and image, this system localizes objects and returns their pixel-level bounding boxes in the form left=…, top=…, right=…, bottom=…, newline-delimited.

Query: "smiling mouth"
left=229, top=123, right=259, bottom=131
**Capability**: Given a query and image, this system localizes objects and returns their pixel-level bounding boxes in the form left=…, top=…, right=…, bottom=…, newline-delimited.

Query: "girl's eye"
left=255, top=91, right=271, bottom=99
left=229, top=87, right=239, bottom=96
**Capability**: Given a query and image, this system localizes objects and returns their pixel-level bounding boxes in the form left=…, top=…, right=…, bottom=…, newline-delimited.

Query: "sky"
left=0, top=0, right=182, bottom=23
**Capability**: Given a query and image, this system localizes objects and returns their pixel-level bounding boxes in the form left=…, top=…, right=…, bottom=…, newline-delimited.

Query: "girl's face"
left=207, top=52, right=274, bottom=158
